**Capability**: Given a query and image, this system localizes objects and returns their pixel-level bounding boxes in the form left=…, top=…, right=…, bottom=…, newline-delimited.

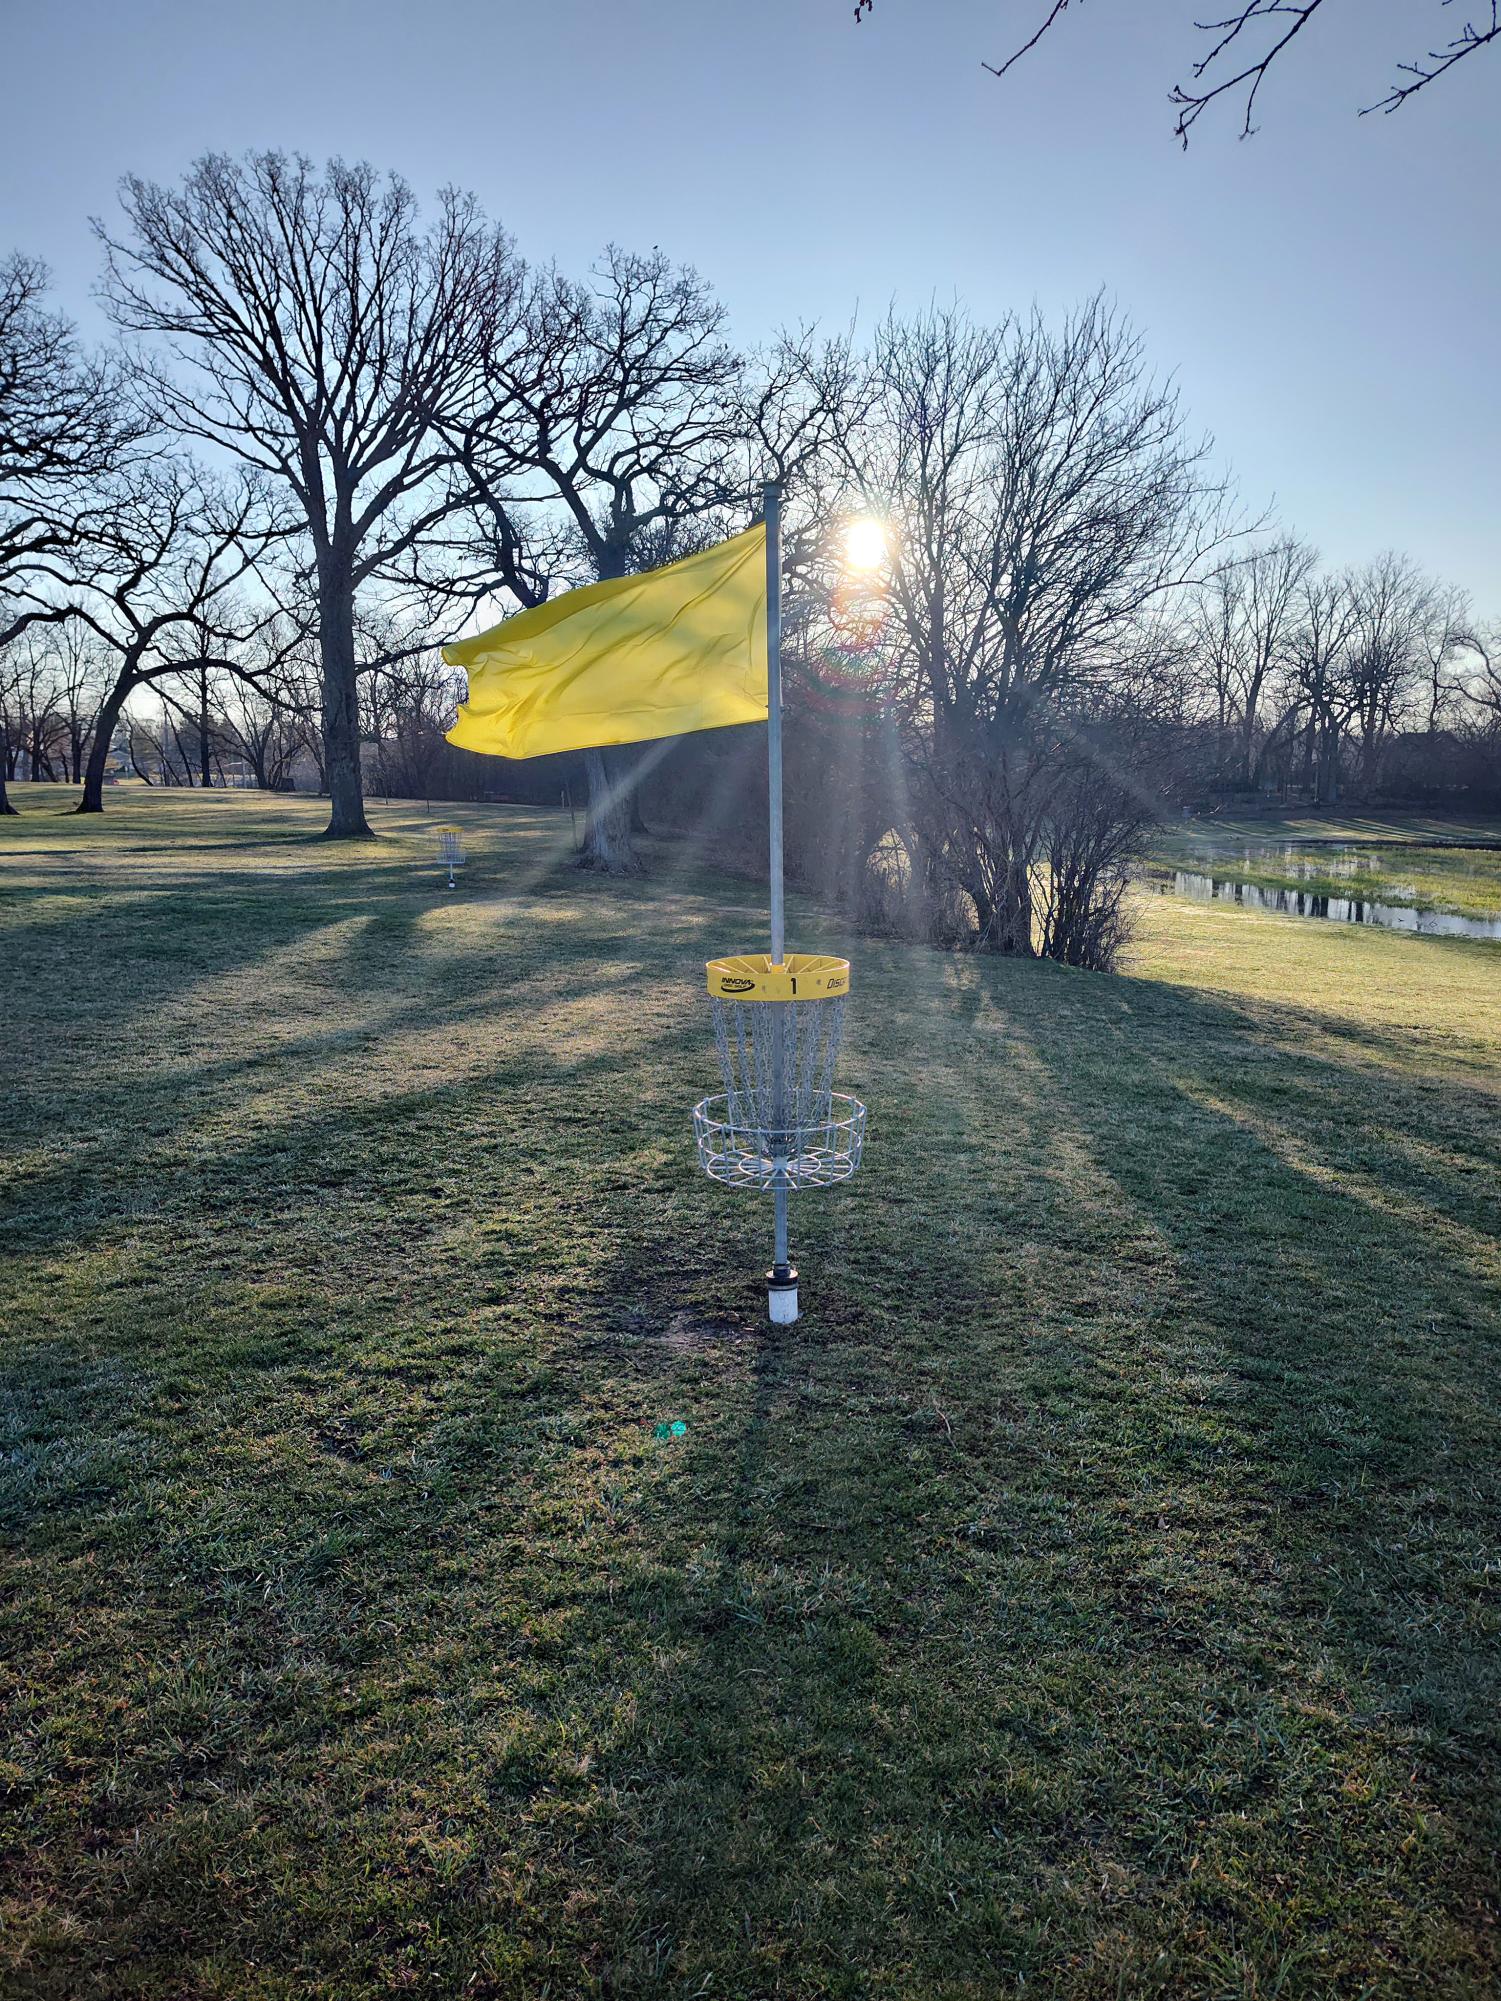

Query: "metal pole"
left=764, top=482, right=796, bottom=1321
left=765, top=481, right=785, bottom=966
left=774, top=1183, right=790, bottom=1275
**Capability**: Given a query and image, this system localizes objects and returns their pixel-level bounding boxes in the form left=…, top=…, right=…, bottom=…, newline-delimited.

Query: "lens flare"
left=843, top=517, right=887, bottom=573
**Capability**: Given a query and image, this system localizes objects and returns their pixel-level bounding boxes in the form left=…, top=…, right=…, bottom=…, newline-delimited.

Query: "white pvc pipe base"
left=768, top=1282, right=799, bottom=1325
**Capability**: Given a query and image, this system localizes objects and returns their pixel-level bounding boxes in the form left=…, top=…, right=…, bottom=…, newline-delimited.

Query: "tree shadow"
left=5, top=837, right=1499, bottom=1994
left=548, top=950, right=1501, bottom=1993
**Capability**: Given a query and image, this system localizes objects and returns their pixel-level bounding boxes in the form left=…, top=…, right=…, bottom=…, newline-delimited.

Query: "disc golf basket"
left=436, top=825, right=465, bottom=890
left=694, top=952, right=865, bottom=1323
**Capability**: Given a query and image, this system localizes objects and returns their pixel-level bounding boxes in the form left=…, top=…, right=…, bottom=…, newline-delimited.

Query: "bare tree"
left=1279, top=568, right=1360, bottom=802
left=1034, top=706, right=1164, bottom=968
left=364, top=649, right=465, bottom=801
left=0, top=642, right=24, bottom=814
left=1463, top=621, right=1501, bottom=722
left=3, top=635, right=63, bottom=782
left=1257, top=559, right=1480, bottom=803
left=147, top=636, right=247, bottom=790
left=850, top=2, right=1500, bottom=140
left=1190, top=537, right=1315, bottom=787
left=0, top=256, right=133, bottom=812
left=96, top=152, right=528, bottom=838
left=450, top=246, right=750, bottom=871
left=0, top=255, right=134, bottom=665
left=215, top=613, right=320, bottom=790
left=1344, top=551, right=1436, bottom=794
left=35, top=623, right=111, bottom=781
left=1416, top=581, right=1475, bottom=733
left=455, top=247, right=856, bottom=872
left=0, top=625, right=113, bottom=806
left=8, top=460, right=273, bottom=812
left=831, top=297, right=1229, bottom=959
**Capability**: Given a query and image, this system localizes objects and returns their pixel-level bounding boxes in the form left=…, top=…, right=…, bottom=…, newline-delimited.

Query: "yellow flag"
left=443, top=524, right=768, bottom=760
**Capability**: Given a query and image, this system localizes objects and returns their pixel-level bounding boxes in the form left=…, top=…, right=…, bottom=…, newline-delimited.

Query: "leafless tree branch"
left=851, top=2, right=1500, bottom=140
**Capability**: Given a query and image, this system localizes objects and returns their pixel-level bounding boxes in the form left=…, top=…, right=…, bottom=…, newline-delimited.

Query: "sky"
left=2, top=0, right=1496, bottom=612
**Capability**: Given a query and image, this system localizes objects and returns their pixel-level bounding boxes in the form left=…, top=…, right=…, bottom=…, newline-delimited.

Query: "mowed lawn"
left=2, top=787, right=1499, bottom=2000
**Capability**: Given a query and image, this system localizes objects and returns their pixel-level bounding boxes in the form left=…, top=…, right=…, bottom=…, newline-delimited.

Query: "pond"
left=1154, top=863, right=1501, bottom=942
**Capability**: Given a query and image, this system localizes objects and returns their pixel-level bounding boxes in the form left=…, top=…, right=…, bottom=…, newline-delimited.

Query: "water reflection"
left=1161, top=870, right=1501, bottom=941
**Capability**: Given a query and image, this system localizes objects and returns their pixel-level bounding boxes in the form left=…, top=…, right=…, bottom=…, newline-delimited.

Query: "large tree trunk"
left=978, top=744, right=1036, bottom=954
left=578, top=746, right=643, bottom=874
left=77, top=682, right=131, bottom=814
left=1317, top=722, right=1341, bottom=805
left=990, top=856, right=1035, bottom=955
left=318, top=568, right=373, bottom=839
left=1239, top=709, right=1260, bottom=790
left=574, top=541, right=642, bottom=874
left=1360, top=727, right=1381, bottom=799
left=199, top=670, right=213, bottom=790
left=629, top=780, right=652, bottom=838
left=0, top=738, right=14, bottom=816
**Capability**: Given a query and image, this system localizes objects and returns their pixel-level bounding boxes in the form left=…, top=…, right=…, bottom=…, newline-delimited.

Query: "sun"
left=843, top=516, right=887, bottom=573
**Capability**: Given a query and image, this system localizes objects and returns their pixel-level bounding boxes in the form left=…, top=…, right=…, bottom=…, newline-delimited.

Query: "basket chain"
left=710, top=993, right=846, bottom=1139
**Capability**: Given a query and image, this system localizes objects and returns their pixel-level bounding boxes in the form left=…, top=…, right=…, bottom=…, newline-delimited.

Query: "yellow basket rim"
left=706, top=952, right=850, bottom=1001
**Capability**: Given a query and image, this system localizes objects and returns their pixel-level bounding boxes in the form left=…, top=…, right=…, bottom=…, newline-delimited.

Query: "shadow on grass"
left=3, top=848, right=1499, bottom=1996
left=558, top=952, right=1501, bottom=1994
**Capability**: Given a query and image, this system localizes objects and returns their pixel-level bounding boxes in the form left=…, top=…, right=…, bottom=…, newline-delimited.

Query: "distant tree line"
left=3, top=152, right=1497, bottom=970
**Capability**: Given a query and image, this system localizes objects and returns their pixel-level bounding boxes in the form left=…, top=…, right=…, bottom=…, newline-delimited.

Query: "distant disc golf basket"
left=436, top=825, right=465, bottom=890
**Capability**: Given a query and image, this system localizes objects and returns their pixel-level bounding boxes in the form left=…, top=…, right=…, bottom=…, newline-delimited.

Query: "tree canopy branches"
left=850, top=2, right=1499, bottom=141
left=0, top=256, right=137, bottom=650
left=5, top=141, right=1496, bottom=962
left=96, top=151, right=529, bottom=836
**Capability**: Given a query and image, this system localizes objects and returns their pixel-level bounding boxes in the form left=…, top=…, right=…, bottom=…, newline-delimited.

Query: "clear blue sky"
left=3, top=0, right=1495, bottom=612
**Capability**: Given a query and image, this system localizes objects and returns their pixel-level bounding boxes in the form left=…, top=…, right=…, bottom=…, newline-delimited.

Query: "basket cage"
left=437, top=828, right=465, bottom=864
left=711, top=992, right=846, bottom=1143
left=695, top=987, right=865, bottom=1192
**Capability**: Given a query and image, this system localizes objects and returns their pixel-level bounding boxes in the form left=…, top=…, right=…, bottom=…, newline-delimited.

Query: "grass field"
left=3, top=786, right=1499, bottom=2000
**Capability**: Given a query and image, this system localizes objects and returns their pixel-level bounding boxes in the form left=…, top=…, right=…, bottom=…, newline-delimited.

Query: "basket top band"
left=706, top=953, right=850, bottom=1002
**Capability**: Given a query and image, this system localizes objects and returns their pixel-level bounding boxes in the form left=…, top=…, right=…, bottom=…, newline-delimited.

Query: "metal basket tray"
left=693, top=1090, right=866, bottom=1190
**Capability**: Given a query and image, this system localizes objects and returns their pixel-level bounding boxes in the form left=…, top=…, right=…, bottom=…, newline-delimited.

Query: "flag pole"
left=764, top=480, right=797, bottom=1322
left=765, top=480, right=785, bottom=967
